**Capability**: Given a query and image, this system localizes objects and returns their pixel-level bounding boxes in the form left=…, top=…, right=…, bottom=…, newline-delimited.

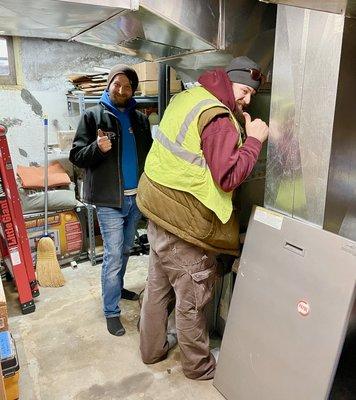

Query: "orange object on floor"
left=0, top=363, right=6, bottom=400
left=4, top=372, right=19, bottom=400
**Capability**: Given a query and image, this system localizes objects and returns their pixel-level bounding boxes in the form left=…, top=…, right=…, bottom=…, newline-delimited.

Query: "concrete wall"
left=0, top=37, right=141, bottom=173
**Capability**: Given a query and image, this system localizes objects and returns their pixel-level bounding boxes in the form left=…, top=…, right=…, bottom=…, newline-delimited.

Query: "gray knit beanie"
left=225, top=56, right=262, bottom=90
left=106, top=64, right=139, bottom=92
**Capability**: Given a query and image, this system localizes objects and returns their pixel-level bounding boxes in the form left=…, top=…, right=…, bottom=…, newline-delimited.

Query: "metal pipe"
left=44, top=116, right=49, bottom=236
left=158, top=62, right=167, bottom=120
left=165, top=64, right=170, bottom=111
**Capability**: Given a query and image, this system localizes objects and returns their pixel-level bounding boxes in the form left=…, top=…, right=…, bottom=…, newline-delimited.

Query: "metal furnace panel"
left=214, top=206, right=356, bottom=400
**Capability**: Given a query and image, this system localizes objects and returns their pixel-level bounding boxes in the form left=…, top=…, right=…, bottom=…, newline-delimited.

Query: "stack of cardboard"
left=67, top=72, right=108, bottom=96
left=133, top=62, right=182, bottom=96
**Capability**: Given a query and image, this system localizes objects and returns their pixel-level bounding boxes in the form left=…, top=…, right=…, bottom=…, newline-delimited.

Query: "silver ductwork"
left=71, top=1, right=220, bottom=60
left=0, top=1, right=277, bottom=79
left=72, top=0, right=276, bottom=77
left=162, top=0, right=276, bottom=79
left=265, top=2, right=356, bottom=241
left=0, top=0, right=135, bottom=40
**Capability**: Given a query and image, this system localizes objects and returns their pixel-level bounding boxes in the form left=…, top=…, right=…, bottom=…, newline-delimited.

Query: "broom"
left=35, top=116, right=65, bottom=287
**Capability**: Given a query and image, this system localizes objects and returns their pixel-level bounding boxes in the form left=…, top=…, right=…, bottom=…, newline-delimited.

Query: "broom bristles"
left=36, top=237, right=65, bottom=287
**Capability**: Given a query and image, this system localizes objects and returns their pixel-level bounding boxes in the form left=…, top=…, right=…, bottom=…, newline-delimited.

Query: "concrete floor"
left=5, top=256, right=225, bottom=400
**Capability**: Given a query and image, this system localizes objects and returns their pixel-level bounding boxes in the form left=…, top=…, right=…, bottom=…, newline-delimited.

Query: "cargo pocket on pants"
left=190, top=265, right=217, bottom=311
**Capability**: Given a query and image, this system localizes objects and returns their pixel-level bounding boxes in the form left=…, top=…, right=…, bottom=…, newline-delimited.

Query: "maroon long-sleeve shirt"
left=198, top=69, right=262, bottom=192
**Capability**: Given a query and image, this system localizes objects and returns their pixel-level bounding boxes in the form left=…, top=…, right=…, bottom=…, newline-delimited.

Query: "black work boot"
left=106, top=317, right=125, bottom=336
left=121, top=288, right=139, bottom=301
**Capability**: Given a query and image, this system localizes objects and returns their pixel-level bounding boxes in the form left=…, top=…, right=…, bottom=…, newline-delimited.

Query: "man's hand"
left=243, top=112, right=269, bottom=143
left=97, top=129, right=112, bottom=153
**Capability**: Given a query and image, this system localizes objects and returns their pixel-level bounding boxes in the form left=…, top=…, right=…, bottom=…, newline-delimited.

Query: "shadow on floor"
left=329, top=325, right=356, bottom=400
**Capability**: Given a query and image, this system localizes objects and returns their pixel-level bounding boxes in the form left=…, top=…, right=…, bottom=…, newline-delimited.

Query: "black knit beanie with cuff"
left=106, top=64, right=139, bottom=92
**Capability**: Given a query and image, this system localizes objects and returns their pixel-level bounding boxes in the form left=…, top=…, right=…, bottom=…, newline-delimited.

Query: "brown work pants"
left=140, top=221, right=217, bottom=380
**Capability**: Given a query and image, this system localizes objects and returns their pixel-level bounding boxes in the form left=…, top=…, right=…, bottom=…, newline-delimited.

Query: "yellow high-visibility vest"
left=145, top=86, right=242, bottom=223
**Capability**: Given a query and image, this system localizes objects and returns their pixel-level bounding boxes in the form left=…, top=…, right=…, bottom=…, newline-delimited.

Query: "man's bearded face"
left=232, top=82, right=255, bottom=120
left=108, top=74, right=133, bottom=107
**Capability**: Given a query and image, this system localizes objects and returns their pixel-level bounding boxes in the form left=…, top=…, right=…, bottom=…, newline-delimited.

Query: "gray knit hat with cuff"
left=225, top=56, right=262, bottom=90
left=106, top=64, right=139, bottom=92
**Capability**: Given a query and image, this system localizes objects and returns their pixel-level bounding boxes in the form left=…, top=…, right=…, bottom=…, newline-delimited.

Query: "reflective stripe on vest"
left=155, top=128, right=207, bottom=168
left=175, top=99, right=218, bottom=145
left=154, top=98, right=218, bottom=169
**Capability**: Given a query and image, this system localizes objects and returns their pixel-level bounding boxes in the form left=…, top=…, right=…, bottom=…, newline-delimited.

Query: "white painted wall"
left=0, top=37, right=141, bottom=174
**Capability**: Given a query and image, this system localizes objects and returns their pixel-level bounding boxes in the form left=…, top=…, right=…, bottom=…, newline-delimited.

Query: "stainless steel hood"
left=0, top=0, right=277, bottom=78
left=71, top=2, right=219, bottom=60
left=0, top=0, right=136, bottom=40
left=72, top=0, right=276, bottom=75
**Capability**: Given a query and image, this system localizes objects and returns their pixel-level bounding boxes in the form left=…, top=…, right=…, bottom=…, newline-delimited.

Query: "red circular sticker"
left=297, top=300, right=310, bottom=316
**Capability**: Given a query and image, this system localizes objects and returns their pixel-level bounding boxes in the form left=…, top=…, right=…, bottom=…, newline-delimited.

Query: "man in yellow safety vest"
left=137, top=56, right=269, bottom=380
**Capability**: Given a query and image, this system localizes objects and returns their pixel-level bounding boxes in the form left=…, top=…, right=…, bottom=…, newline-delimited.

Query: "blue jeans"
left=96, top=195, right=142, bottom=318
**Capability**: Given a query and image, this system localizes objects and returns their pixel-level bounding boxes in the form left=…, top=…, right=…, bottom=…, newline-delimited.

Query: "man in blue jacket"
left=70, top=65, right=152, bottom=336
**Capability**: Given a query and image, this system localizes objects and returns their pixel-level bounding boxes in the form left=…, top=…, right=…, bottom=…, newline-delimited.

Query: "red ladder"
left=0, top=125, right=38, bottom=314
